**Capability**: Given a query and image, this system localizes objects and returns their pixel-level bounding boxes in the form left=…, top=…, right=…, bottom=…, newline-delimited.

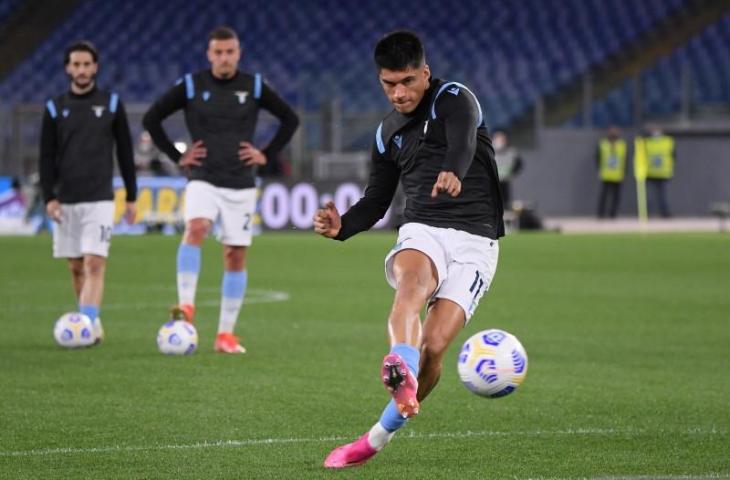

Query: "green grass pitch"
left=0, top=232, right=728, bottom=479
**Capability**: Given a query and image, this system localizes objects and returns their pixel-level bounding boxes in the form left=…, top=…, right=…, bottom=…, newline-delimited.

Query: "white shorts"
left=53, top=201, right=115, bottom=258
left=384, top=222, right=499, bottom=323
left=184, top=180, right=257, bottom=246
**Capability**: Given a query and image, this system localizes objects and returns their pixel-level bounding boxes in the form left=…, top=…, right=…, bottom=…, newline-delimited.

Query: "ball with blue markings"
left=53, top=312, right=95, bottom=348
left=157, top=320, right=198, bottom=355
left=457, top=329, right=528, bottom=398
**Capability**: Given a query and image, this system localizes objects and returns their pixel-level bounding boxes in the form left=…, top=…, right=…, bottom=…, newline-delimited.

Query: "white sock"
left=177, top=272, right=198, bottom=305
left=218, top=295, right=243, bottom=334
left=368, top=422, right=396, bottom=450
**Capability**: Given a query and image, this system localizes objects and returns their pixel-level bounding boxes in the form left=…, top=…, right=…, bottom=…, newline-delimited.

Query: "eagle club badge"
left=234, top=91, right=249, bottom=104
left=92, top=105, right=105, bottom=117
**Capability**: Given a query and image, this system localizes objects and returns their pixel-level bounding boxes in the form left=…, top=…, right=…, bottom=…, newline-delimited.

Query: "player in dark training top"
left=40, top=41, right=138, bottom=344
left=314, top=31, right=504, bottom=468
left=143, top=26, right=299, bottom=354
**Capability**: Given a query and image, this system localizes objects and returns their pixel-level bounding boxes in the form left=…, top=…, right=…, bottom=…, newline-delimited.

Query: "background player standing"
left=40, top=41, right=138, bottom=343
left=314, top=31, right=504, bottom=468
left=143, top=26, right=299, bottom=353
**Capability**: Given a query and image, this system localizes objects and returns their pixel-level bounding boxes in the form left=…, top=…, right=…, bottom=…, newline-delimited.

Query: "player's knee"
left=84, top=256, right=106, bottom=276
left=184, top=220, right=210, bottom=243
left=68, top=262, right=84, bottom=278
left=223, top=246, right=246, bottom=270
left=421, top=335, right=450, bottom=361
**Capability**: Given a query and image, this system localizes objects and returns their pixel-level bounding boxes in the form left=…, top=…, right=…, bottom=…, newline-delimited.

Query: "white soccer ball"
left=157, top=320, right=198, bottom=355
left=53, top=312, right=95, bottom=348
left=457, top=329, right=528, bottom=398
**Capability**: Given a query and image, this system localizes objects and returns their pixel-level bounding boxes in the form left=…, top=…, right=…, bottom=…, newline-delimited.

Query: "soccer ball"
left=457, top=329, right=528, bottom=398
left=157, top=320, right=198, bottom=355
left=53, top=312, right=95, bottom=348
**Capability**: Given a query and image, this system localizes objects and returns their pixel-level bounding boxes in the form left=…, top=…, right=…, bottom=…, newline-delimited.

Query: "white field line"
left=0, top=427, right=723, bottom=458
left=524, top=477, right=729, bottom=480
left=2, top=289, right=290, bottom=313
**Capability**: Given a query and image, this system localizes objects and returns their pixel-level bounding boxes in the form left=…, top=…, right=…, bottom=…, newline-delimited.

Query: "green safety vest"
left=643, top=136, right=674, bottom=179
left=598, top=138, right=627, bottom=182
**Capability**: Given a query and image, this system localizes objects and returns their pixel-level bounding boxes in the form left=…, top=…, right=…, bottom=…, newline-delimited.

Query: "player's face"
left=378, top=64, right=430, bottom=114
left=65, top=51, right=97, bottom=89
left=208, top=38, right=241, bottom=79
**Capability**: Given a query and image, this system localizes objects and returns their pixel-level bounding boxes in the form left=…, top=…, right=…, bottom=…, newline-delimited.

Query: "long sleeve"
left=258, top=82, right=299, bottom=160
left=39, top=109, right=58, bottom=204
left=113, top=100, right=138, bottom=202
left=142, top=83, right=187, bottom=163
left=436, top=90, right=479, bottom=179
left=335, top=145, right=400, bottom=241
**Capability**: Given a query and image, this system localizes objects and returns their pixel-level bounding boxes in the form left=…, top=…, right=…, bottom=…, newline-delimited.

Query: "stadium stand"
left=575, top=15, right=730, bottom=126
left=0, top=0, right=698, bottom=128
left=0, top=0, right=22, bottom=24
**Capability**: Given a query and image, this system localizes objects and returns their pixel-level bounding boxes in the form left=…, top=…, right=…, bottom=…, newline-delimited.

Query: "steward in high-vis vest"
left=596, top=126, right=626, bottom=218
left=598, top=137, right=627, bottom=183
left=643, top=134, right=675, bottom=180
left=634, top=126, right=675, bottom=218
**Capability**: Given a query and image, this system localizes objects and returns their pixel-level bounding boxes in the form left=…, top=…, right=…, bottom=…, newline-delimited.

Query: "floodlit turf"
left=0, top=231, right=728, bottom=479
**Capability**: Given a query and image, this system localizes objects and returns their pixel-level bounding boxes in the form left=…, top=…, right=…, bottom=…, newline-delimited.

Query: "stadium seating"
left=577, top=15, right=730, bottom=127
left=0, top=0, right=21, bottom=24
left=0, top=0, right=702, bottom=130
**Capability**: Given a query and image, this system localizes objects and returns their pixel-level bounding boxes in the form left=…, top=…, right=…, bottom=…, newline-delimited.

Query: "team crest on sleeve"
left=393, top=134, right=403, bottom=149
left=234, top=91, right=249, bottom=104
left=91, top=105, right=105, bottom=117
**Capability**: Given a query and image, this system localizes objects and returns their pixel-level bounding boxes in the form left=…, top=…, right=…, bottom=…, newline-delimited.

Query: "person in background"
left=596, top=125, right=627, bottom=219
left=142, top=26, right=299, bottom=353
left=492, top=131, right=522, bottom=207
left=637, top=125, right=675, bottom=218
left=39, top=41, right=138, bottom=344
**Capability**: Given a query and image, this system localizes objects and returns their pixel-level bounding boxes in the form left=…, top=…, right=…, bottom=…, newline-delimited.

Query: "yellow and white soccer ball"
left=157, top=320, right=198, bottom=355
left=457, top=329, right=528, bottom=398
left=53, top=312, right=95, bottom=348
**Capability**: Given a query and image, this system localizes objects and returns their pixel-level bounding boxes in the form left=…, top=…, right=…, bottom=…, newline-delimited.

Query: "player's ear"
left=422, top=63, right=430, bottom=79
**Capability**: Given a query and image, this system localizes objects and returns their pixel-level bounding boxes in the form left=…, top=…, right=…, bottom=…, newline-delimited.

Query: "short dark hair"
left=64, top=41, right=98, bottom=65
left=208, top=26, right=239, bottom=42
left=374, top=30, right=425, bottom=71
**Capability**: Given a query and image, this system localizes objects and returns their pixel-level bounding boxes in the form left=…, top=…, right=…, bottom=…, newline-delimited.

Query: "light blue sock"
left=391, top=343, right=420, bottom=376
left=378, top=343, right=421, bottom=432
left=79, top=304, right=99, bottom=324
left=219, top=270, right=247, bottom=333
left=177, top=243, right=201, bottom=273
left=176, top=244, right=201, bottom=305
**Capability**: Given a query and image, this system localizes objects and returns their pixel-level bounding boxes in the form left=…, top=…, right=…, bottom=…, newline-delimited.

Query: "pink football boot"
left=323, top=433, right=378, bottom=469
left=381, top=353, right=419, bottom=418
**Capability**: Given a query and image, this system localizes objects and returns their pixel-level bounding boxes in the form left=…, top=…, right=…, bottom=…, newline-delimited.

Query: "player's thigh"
left=183, top=180, right=219, bottom=222
left=437, top=233, right=499, bottom=323
left=79, top=201, right=115, bottom=258
left=384, top=223, right=447, bottom=291
left=217, top=187, right=257, bottom=247
left=53, top=203, right=83, bottom=258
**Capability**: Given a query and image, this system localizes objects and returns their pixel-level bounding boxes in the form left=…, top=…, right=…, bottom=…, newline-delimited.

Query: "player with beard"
left=40, top=41, right=138, bottom=343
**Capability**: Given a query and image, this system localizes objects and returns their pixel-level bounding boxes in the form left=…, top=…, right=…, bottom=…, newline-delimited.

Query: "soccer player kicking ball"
left=314, top=31, right=504, bottom=468
left=143, top=26, right=299, bottom=353
left=40, top=41, right=137, bottom=344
